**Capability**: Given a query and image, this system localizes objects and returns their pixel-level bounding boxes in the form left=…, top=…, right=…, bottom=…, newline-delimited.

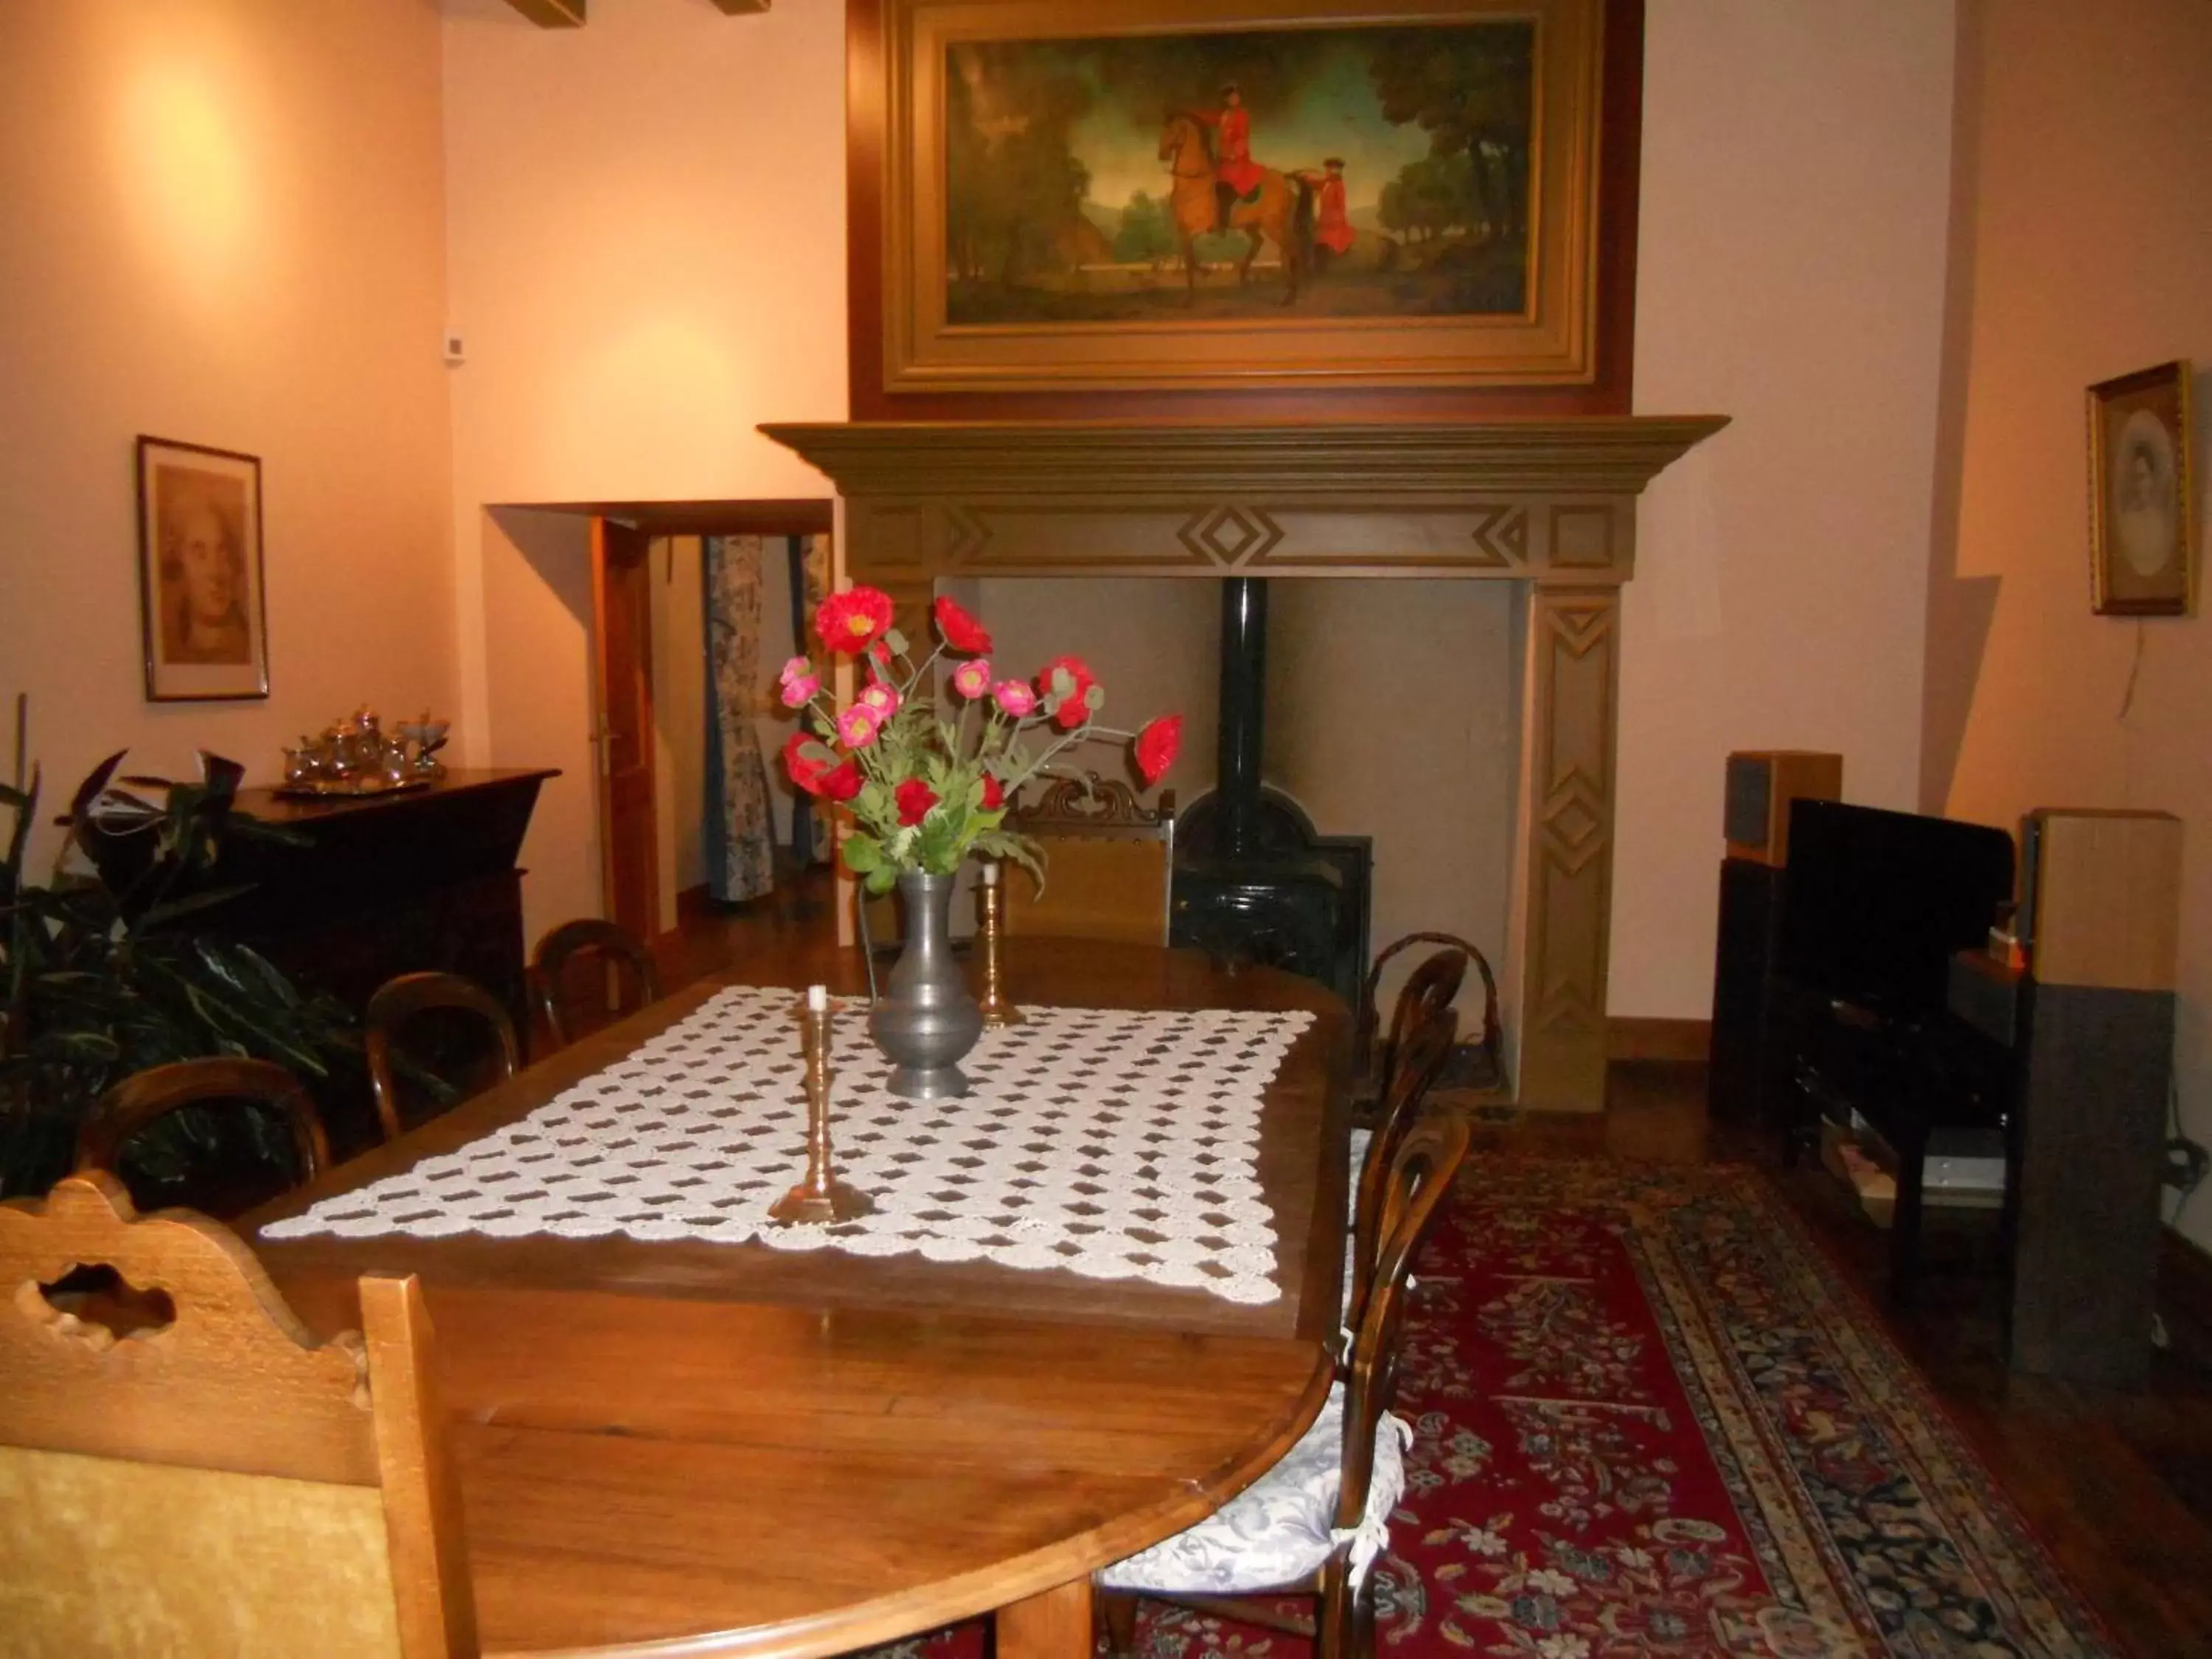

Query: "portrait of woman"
left=2089, top=361, right=2197, bottom=616
left=136, top=437, right=269, bottom=699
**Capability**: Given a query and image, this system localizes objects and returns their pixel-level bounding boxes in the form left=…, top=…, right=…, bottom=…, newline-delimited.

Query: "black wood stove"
left=1169, top=579, right=1374, bottom=1019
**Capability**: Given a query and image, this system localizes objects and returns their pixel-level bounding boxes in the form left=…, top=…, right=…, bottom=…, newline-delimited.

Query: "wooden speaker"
left=1722, top=751, right=1843, bottom=866
left=2002, top=807, right=2183, bottom=1387
left=2020, top=809, right=2183, bottom=990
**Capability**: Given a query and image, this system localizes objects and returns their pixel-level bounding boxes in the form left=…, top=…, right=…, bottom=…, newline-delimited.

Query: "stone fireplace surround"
left=763, top=418, right=1724, bottom=1113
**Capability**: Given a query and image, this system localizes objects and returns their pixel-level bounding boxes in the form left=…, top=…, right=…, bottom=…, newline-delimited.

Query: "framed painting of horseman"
left=855, top=0, right=1615, bottom=403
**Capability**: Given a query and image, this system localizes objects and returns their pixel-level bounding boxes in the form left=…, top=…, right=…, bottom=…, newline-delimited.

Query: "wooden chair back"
left=1353, top=932, right=1503, bottom=1105
left=532, top=919, right=662, bottom=1048
left=1002, top=778, right=1175, bottom=947
left=364, top=973, right=523, bottom=1144
left=75, top=1057, right=331, bottom=1220
left=1348, top=999, right=1458, bottom=1336
left=0, top=1172, right=475, bottom=1657
left=1339, top=1111, right=1470, bottom=1536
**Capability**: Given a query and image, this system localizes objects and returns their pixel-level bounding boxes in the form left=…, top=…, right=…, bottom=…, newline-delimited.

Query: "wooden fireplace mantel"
left=760, top=415, right=1727, bottom=1113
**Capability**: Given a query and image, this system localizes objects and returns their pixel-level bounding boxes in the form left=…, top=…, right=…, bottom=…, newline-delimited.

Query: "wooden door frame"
left=590, top=516, right=659, bottom=941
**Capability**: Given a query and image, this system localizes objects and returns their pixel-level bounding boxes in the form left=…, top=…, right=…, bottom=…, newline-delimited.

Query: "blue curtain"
left=703, top=535, right=775, bottom=902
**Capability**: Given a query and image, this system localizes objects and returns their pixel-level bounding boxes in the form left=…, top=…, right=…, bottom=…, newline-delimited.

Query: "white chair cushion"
left=1346, top=1127, right=1372, bottom=1231
left=1097, top=1382, right=1409, bottom=1596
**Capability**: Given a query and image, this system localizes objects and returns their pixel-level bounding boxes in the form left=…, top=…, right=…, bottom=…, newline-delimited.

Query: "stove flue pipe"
left=1217, top=577, right=1268, bottom=862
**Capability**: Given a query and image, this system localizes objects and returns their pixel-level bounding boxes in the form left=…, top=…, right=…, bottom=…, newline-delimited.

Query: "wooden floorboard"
left=670, top=869, right=2212, bottom=1655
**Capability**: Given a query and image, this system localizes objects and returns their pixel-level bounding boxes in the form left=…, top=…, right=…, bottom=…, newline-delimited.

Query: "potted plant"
left=776, top=588, right=1181, bottom=1099
left=0, top=750, right=356, bottom=1200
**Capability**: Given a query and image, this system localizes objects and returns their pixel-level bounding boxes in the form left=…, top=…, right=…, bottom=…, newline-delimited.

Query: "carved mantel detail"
left=761, top=417, right=1726, bottom=1113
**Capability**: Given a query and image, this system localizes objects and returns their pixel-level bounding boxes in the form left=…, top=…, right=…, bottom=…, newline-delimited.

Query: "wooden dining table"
left=248, top=938, right=1352, bottom=1659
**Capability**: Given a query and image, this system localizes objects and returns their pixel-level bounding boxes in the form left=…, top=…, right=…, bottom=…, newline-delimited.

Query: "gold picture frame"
left=2088, top=360, right=2196, bottom=617
left=135, top=436, right=271, bottom=702
left=873, top=0, right=1605, bottom=395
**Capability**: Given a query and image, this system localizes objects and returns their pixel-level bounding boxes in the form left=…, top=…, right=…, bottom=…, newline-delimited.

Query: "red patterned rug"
left=905, top=1159, right=2120, bottom=1658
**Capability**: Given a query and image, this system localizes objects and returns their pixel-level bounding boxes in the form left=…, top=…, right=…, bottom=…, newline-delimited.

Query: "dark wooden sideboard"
left=190, top=768, right=557, bottom=1026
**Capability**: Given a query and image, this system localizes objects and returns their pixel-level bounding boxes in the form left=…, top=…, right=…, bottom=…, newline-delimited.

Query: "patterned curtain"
left=704, top=535, right=775, bottom=902
left=792, top=534, right=834, bottom=867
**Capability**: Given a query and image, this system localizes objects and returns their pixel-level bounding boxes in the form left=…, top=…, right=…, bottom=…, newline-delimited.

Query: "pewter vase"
left=869, top=868, right=982, bottom=1100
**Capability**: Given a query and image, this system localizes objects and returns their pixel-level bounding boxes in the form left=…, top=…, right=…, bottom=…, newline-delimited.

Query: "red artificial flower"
left=1134, top=714, right=1183, bottom=787
left=1038, top=655, right=1098, bottom=731
left=933, top=595, right=993, bottom=655
left=895, top=778, right=939, bottom=827
left=815, top=586, right=895, bottom=656
left=981, top=774, right=1005, bottom=810
left=781, top=732, right=836, bottom=796
left=819, top=759, right=863, bottom=803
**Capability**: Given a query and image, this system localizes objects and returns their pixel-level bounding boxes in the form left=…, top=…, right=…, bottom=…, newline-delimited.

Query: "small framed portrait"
left=2088, top=361, right=2196, bottom=616
left=135, top=436, right=269, bottom=700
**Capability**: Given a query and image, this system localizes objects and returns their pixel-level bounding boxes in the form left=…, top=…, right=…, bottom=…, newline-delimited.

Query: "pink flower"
left=950, top=658, right=991, bottom=699
left=778, top=655, right=820, bottom=709
left=835, top=704, right=883, bottom=748
left=858, top=679, right=900, bottom=718
left=992, top=680, right=1037, bottom=717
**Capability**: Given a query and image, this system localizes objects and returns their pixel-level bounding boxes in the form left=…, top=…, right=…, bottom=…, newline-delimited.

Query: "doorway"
left=576, top=499, right=832, bottom=947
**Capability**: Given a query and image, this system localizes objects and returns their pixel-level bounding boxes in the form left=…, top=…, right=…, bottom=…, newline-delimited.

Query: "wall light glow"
left=113, top=57, right=254, bottom=308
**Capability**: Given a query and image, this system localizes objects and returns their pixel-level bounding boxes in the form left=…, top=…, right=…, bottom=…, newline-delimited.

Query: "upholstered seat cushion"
left=1346, top=1128, right=1372, bottom=1229
left=1096, top=1382, right=1409, bottom=1596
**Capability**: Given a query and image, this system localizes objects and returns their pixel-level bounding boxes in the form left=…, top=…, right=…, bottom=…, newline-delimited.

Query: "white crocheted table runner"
left=262, top=987, right=1314, bottom=1305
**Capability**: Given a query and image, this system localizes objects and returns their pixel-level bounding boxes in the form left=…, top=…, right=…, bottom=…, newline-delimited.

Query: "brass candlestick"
left=976, top=863, right=1023, bottom=1028
left=768, top=986, right=874, bottom=1225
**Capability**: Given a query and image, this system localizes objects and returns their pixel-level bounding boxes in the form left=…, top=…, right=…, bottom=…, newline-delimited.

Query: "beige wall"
left=440, top=0, right=846, bottom=925
left=1930, top=0, right=2212, bottom=1245
left=0, top=0, right=455, bottom=871
left=482, top=509, right=598, bottom=942
left=1614, top=0, right=1960, bottom=1018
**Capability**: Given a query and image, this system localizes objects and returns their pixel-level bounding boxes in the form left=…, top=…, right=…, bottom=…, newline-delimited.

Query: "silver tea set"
left=280, top=709, right=449, bottom=796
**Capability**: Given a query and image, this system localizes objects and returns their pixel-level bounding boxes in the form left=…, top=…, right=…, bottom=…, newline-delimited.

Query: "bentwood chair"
left=0, top=1172, right=476, bottom=1656
left=364, top=972, right=523, bottom=1143
left=74, top=1057, right=331, bottom=1221
left=1097, top=1111, right=1472, bottom=1659
left=1346, top=1001, right=1457, bottom=1335
left=1351, top=933, right=1503, bottom=1113
left=531, top=919, right=663, bottom=1048
left=1002, top=776, right=1177, bottom=947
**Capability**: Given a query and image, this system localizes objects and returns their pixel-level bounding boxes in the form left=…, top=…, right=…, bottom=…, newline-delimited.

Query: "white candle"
left=807, top=984, right=827, bottom=1012
left=980, top=861, right=1000, bottom=887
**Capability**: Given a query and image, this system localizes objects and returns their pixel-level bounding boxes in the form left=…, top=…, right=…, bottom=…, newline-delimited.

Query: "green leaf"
left=863, top=865, right=897, bottom=896
left=137, top=884, right=257, bottom=933
left=841, top=832, right=883, bottom=875
left=883, top=627, right=909, bottom=657
left=1084, top=686, right=1105, bottom=712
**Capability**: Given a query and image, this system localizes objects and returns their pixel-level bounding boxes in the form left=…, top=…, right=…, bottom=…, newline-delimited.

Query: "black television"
left=1778, top=800, right=2015, bottom=1021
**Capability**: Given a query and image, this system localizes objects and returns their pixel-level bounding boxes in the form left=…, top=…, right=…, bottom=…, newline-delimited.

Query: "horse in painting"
left=1157, top=111, right=1311, bottom=305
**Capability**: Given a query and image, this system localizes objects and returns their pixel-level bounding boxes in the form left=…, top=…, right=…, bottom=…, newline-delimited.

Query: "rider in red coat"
left=1196, top=83, right=1264, bottom=232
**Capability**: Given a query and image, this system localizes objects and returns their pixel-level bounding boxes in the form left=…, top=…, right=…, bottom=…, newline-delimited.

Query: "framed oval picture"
left=136, top=435, right=271, bottom=701
left=2087, top=361, right=2197, bottom=616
